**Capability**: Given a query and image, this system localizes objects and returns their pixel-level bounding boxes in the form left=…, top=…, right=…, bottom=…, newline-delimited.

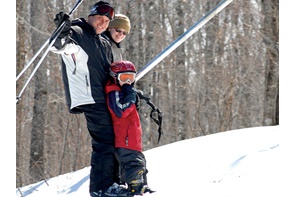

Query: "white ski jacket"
left=51, top=18, right=113, bottom=113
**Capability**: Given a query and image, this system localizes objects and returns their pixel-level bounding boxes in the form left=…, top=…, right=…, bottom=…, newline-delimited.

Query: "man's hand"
left=54, top=12, right=71, bottom=39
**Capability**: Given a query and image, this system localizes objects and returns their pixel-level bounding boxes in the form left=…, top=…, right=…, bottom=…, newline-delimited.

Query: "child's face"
left=119, top=81, right=132, bottom=86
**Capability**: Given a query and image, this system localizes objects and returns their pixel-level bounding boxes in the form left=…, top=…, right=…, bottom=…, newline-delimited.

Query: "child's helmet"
left=110, top=61, right=137, bottom=83
left=110, top=61, right=136, bottom=74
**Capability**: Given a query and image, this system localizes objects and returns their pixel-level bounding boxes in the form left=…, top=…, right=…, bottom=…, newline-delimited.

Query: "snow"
left=16, top=125, right=295, bottom=197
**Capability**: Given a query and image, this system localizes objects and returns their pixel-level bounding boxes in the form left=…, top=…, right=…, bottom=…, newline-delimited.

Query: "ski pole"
left=16, top=20, right=69, bottom=82
left=16, top=21, right=69, bottom=82
left=16, top=35, right=59, bottom=103
left=16, top=40, right=49, bottom=81
left=16, top=0, right=83, bottom=82
left=16, top=0, right=84, bottom=103
left=135, top=0, right=233, bottom=82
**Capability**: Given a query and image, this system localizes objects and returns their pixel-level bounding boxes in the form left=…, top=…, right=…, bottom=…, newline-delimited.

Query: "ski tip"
left=145, top=188, right=156, bottom=194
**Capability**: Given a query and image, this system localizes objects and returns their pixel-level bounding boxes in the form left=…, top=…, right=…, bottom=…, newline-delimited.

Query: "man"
left=51, top=1, right=130, bottom=196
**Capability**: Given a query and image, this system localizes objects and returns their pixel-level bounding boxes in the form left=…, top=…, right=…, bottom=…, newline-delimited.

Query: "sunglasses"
left=115, top=29, right=128, bottom=36
left=94, top=5, right=115, bottom=20
left=117, top=72, right=136, bottom=83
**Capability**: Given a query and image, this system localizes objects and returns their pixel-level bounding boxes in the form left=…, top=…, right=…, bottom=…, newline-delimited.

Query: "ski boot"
left=128, top=180, right=155, bottom=196
left=90, top=183, right=131, bottom=197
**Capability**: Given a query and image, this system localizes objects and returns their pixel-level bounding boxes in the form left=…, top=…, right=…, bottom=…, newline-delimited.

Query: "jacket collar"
left=102, top=31, right=121, bottom=48
left=72, top=18, right=97, bottom=36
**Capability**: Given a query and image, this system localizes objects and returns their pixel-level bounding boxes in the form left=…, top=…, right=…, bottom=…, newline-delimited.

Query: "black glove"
left=121, top=84, right=136, bottom=104
left=54, top=12, right=71, bottom=39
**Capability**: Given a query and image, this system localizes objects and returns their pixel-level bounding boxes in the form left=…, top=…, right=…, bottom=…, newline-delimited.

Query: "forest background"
left=15, top=0, right=279, bottom=188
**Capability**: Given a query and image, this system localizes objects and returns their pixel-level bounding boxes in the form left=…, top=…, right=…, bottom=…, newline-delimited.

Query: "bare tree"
left=29, top=0, right=48, bottom=183
left=173, top=0, right=188, bottom=140
left=261, top=0, right=279, bottom=125
left=16, top=0, right=29, bottom=187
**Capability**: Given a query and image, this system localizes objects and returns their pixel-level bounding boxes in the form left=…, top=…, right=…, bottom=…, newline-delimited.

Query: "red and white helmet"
left=110, top=60, right=137, bottom=83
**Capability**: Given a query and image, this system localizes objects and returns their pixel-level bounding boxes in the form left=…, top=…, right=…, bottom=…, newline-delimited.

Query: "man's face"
left=87, top=15, right=111, bottom=34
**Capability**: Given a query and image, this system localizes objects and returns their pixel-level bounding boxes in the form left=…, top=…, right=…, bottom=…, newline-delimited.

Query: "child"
left=105, top=60, right=153, bottom=196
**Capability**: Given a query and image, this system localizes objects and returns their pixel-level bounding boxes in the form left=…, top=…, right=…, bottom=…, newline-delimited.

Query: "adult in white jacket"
left=51, top=1, right=129, bottom=197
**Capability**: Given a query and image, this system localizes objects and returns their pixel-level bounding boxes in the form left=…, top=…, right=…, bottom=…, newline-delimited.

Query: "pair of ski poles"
left=16, top=0, right=233, bottom=104
left=16, top=0, right=84, bottom=104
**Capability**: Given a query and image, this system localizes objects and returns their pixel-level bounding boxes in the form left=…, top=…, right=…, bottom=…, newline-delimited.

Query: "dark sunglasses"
left=93, top=5, right=115, bottom=20
left=115, top=29, right=127, bottom=36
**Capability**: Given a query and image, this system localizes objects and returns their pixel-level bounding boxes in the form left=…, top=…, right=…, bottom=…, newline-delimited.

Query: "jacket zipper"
left=85, top=75, right=89, bottom=94
left=71, top=53, right=77, bottom=74
left=125, top=137, right=128, bottom=146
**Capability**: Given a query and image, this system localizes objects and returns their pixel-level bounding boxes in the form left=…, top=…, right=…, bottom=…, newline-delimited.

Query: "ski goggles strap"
left=90, top=5, right=115, bottom=20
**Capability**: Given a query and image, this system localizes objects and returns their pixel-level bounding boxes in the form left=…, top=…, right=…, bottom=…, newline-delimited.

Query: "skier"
left=105, top=61, right=154, bottom=196
left=50, top=1, right=130, bottom=196
left=102, top=14, right=131, bottom=62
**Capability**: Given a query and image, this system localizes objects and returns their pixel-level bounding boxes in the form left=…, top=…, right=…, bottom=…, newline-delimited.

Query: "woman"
left=103, top=14, right=131, bottom=62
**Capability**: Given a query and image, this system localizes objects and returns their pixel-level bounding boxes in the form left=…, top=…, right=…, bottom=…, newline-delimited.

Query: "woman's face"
left=87, top=15, right=111, bottom=35
left=109, top=28, right=127, bottom=43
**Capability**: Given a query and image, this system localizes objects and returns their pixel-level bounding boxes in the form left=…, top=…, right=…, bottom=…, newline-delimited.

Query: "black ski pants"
left=116, top=148, right=148, bottom=185
left=77, top=103, right=119, bottom=193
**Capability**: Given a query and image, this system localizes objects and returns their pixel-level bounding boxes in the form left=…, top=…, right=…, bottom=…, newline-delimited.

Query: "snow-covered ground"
left=15, top=125, right=294, bottom=197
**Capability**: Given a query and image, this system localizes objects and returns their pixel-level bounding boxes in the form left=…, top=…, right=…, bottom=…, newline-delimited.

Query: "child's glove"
left=121, top=84, right=136, bottom=104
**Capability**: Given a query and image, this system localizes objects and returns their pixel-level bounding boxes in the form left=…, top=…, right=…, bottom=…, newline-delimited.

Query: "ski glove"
left=121, top=84, right=136, bottom=104
left=54, top=12, right=71, bottom=39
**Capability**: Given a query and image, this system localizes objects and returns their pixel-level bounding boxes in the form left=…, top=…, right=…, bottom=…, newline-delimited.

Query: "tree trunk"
left=29, top=0, right=48, bottom=182
left=174, top=0, right=187, bottom=140
left=261, top=0, right=279, bottom=125
left=16, top=0, right=28, bottom=187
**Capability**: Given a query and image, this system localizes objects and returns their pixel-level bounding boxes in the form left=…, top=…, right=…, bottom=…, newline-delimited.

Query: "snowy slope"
left=16, top=126, right=295, bottom=197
